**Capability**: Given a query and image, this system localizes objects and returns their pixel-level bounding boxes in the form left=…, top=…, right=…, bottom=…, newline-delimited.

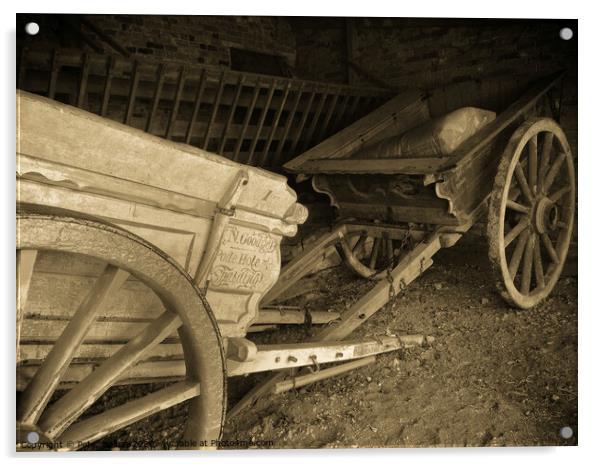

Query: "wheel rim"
left=337, top=230, right=410, bottom=279
left=490, top=118, right=575, bottom=308
left=16, top=210, right=226, bottom=450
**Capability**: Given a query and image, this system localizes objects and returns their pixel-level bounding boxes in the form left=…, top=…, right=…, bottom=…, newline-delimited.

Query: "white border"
left=2, top=1, right=599, bottom=465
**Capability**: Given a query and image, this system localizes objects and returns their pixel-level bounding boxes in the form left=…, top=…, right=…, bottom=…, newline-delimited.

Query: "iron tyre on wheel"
left=487, top=118, right=575, bottom=309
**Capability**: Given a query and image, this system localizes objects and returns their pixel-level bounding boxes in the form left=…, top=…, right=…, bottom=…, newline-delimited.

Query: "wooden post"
left=185, top=69, right=207, bottom=145
left=76, top=53, right=90, bottom=108
left=345, top=18, right=357, bottom=85
left=146, top=64, right=166, bottom=133
left=273, top=356, right=375, bottom=394
left=259, top=82, right=292, bottom=167
left=48, top=50, right=60, bottom=100
left=248, top=78, right=277, bottom=165
left=218, top=74, right=245, bottom=155
left=166, top=66, right=187, bottom=139
left=124, top=60, right=140, bottom=125
left=233, top=77, right=261, bottom=162
left=289, top=85, right=317, bottom=156
left=100, top=55, right=115, bottom=117
left=202, top=70, right=226, bottom=150
left=273, top=82, right=305, bottom=166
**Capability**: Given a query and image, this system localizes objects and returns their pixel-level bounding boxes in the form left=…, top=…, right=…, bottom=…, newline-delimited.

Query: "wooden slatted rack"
left=17, top=48, right=392, bottom=170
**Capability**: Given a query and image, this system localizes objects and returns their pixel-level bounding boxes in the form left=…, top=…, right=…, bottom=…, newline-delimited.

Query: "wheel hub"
left=533, top=196, right=558, bottom=234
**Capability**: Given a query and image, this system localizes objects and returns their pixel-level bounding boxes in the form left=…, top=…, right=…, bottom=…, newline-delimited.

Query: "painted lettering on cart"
left=208, top=225, right=279, bottom=290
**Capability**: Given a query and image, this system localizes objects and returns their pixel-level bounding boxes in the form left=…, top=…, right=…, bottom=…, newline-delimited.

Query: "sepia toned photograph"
left=15, top=13, right=577, bottom=451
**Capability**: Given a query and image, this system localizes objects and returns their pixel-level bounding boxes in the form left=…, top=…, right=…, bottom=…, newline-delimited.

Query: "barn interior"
left=16, top=14, right=578, bottom=448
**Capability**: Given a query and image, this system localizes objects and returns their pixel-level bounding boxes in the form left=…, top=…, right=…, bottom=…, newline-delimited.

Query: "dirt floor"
left=87, top=233, right=577, bottom=450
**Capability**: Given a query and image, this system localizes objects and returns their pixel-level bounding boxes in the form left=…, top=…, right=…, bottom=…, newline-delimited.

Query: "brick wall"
left=17, top=14, right=296, bottom=70
left=290, top=17, right=577, bottom=157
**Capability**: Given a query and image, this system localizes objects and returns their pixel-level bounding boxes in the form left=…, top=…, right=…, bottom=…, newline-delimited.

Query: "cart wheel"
left=487, top=118, right=575, bottom=309
left=337, top=230, right=407, bottom=279
left=16, top=208, right=226, bottom=450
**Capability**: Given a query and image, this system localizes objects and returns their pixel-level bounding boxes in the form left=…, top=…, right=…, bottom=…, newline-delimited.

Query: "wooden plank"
left=124, top=60, right=140, bottom=125
left=146, top=64, right=166, bottom=132
left=273, top=356, right=375, bottom=394
left=283, top=89, right=426, bottom=173
left=294, top=157, right=447, bottom=175
left=330, top=93, right=351, bottom=132
left=301, top=89, right=329, bottom=152
left=233, top=77, right=261, bottom=161
left=17, top=250, right=38, bottom=362
left=258, top=82, right=292, bottom=166
left=289, top=85, right=317, bottom=156
left=165, top=66, right=187, bottom=139
left=273, top=82, right=305, bottom=165
left=76, top=53, right=90, bottom=108
left=100, top=55, right=115, bottom=117
left=248, top=78, right=278, bottom=165
left=47, top=50, right=60, bottom=99
left=202, top=70, right=226, bottom=150
left=18, top=342, right=184, bottom=363
left=317, top=90, right=341, bottom=141
left=255, top=309, right=339, bottom=325
left=227, top=334, right=428, bottom=377
left=218, top=74, right=245, bottom=154
left=185, top=68, right=207, bottom=144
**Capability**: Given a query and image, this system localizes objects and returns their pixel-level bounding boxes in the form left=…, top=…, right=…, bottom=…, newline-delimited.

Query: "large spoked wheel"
left=488, top=118, right=575, bottom=309
left=336, top=229, right=409, bottom=279
left=16, top=209, right=226, bottom=450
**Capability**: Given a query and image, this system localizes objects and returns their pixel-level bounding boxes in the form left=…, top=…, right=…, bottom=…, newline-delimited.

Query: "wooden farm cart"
left=228, top=71, right=575, bottom=417
left=16, top=91, right=428, bottom=451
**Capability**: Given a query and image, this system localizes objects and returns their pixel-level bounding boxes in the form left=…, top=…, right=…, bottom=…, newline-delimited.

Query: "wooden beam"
left=202, top=70, right=226, bottom=150
left=256, top=308, right=340, bottom=325
left=233, top=77, right=261, bottom=162
left=146, top=64, right=166, bottom=133
left=227, top=334, right=430, bottom=377
left=185, top=68, right=207, bottom=144
left=248, top=78, right=278, bottom=165
left=218, top=74, right=245, bottom=154
left=124, top=60, right=140, bottom=125
left=259, top=82, right=292, bottom=166
left=100, top=55, right=115, bottom=117
left=165, top=66, right=187, bottom=139
left=273, top=356, right=376, bottom=394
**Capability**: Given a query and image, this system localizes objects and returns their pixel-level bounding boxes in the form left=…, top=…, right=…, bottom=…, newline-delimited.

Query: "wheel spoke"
left=549, top=185, right=571, bottom=203
left=17, top=250, right=38, bottom=362
left=528, top=135, right=538, bottom=192
left=533, top=235, right=546, bottom=288
left=508, top=229, right=529, bottom=280
left=369, top=237, right=381, bottom=270
left=543, top=152, right=567, bottom=193
left=538, top=132, right=554, bottom=191
left=506, top=199, right=530, bottom=214
left=541, top=233, right=560, bottom=264
left=352, top=233, right=367, bottom=254
left=504, top=217, right=529, bottom=248
left=514, top=163, right=534, bottom=204
left=58, top=380, right=200, bottom=448
left=18, top=265, right=129, bottom=426
left=386, top=238, right=394, bottom=264
left=38, top=310, right=182, bottom=438
left=520, top=235, right=535, bottom=295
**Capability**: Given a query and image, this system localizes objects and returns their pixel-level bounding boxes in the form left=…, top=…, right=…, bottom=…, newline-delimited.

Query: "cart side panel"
left=17, top=92, right=308, bottom=340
